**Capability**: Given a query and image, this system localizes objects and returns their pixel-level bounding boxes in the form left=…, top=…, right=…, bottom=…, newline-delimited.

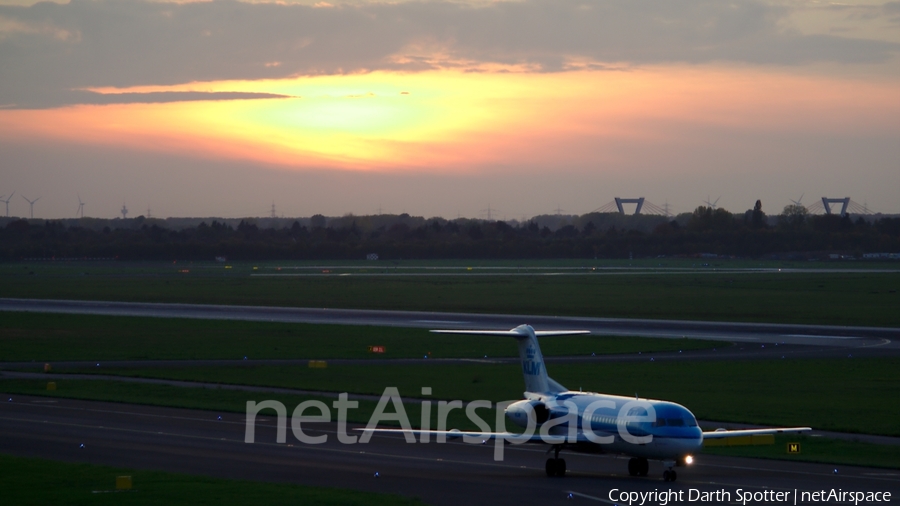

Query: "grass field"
left=0, top=378, right=495, bottom=432
left=0, top=312, right=716, bottom=362
left=1, top=262, right=899, bottom=326
left=0, top=453, right=424, bottom=506
left=703, top=433, right=900, bottom=470
left=55, top=356, right=899, bottom=436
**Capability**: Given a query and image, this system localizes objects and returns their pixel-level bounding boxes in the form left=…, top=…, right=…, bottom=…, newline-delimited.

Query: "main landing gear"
left=627, top=457, right=649, bottom=477
left=628, top=458, right=676, bottom=481
left=545, top=446, right=566, bottom=477
left=662, top=460, right=678, bottom=482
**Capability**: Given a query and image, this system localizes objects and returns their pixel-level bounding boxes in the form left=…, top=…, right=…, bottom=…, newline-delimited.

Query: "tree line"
left=1, top=206, right=898, bottom=261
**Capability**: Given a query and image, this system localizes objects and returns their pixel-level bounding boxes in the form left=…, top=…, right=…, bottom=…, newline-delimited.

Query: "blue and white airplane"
left=362, top=324, right=810, bottom=482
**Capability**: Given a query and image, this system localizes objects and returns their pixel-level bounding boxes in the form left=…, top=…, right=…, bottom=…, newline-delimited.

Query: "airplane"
left=359, top=324, right=811, bottom=482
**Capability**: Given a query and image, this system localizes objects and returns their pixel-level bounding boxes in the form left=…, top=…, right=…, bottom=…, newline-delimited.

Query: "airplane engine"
left=504, top=399, right=552, bottom=428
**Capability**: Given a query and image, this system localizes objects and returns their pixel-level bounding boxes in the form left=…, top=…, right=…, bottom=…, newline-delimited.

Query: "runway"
left=1, top=298, right=897, bottom=349
left=1, top=395, right=898, bottom=506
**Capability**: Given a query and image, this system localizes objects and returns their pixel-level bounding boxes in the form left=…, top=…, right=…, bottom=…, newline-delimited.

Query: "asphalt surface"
left=1, top=298, right=897, bottom=348
left=1, top=395, right=898, bottom=506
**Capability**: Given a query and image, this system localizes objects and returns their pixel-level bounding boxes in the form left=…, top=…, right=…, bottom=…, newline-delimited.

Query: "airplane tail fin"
left=430, top=325, right=589, bottom=395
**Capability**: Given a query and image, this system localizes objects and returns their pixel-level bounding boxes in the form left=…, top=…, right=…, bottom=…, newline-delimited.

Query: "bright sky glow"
left=4, top=68, right=896, bottom=174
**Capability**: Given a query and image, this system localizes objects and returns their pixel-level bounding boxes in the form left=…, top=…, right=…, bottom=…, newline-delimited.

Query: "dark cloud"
left=1, top=0, right=898, bottom=108
left=0, top=90, right=293, bottom=109
left=885, top=1, right=900, bottom=21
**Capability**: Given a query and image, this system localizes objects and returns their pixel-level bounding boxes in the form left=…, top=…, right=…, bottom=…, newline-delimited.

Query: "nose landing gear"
left=662, top=460, right=678, bottom=482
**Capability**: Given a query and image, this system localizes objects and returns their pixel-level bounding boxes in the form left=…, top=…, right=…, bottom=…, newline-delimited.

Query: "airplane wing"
left=430, top=330, right=590, bottom=337
left=702, top=427, right=811, bottom=439
left=354, top=428, right=591, bottom=444
left=430, top=330, right=525, bottom=336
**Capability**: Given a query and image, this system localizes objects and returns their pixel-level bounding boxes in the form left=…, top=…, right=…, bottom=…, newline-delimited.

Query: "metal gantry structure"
left=593, top=198, right=670, bottom=216
left=804, top=197, right=872, bottom=217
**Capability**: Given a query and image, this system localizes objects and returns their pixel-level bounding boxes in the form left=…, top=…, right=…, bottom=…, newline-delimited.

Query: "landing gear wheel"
left=545, top=458, right=566, bottom=477
left=638, top=458, right=649, bottom=477
left=628, top=458, right=639, bottom=476
left=663, top=470, right=677, bottom=482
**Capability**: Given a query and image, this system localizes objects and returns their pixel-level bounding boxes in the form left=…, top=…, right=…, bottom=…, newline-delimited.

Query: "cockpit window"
left=653, top=413, right=698, bottom=428
left=626, top=407, right=648, bottom=417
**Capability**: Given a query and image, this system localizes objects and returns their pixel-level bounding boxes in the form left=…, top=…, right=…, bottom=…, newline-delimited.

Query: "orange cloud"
left=2, top=66, right=898, bottom=175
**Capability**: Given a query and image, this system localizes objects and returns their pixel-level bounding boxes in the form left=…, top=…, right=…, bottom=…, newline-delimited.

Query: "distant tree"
left=688, top=206, right=735, bottom=232
left=751, top=200, right=766, bottom=229
left=875, top=217, right=900, bottom=237
left=6, top=219, right=29, bottom=234
left=467, top=223, right=483, bottom=240
left=778, top=204, right=808, bottom=231
left=555, top=225, right=579, bottom=238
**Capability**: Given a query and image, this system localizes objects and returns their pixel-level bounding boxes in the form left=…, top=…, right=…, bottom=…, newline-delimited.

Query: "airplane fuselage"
left=505, top=392, right=703, bottom=462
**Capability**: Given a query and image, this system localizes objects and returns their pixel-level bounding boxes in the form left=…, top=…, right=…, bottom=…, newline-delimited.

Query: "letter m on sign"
left=787, top=442, right=800, bottom=454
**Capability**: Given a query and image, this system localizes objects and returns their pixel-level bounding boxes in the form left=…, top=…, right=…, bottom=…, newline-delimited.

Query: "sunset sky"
left=1, top=0, right=898, bottom=219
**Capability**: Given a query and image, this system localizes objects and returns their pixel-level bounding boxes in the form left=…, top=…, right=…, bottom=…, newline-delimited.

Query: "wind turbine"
left=77, top=194, right=85, bottom=218
left=22, top=195, right=40, bottom=219
left=703, top=195, right=720, bottom=210
left=120, top=203, right=129, bottom=219
left=0, top=192, right=14, bottom=217
left=790, top=194, right=804, bottom=206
